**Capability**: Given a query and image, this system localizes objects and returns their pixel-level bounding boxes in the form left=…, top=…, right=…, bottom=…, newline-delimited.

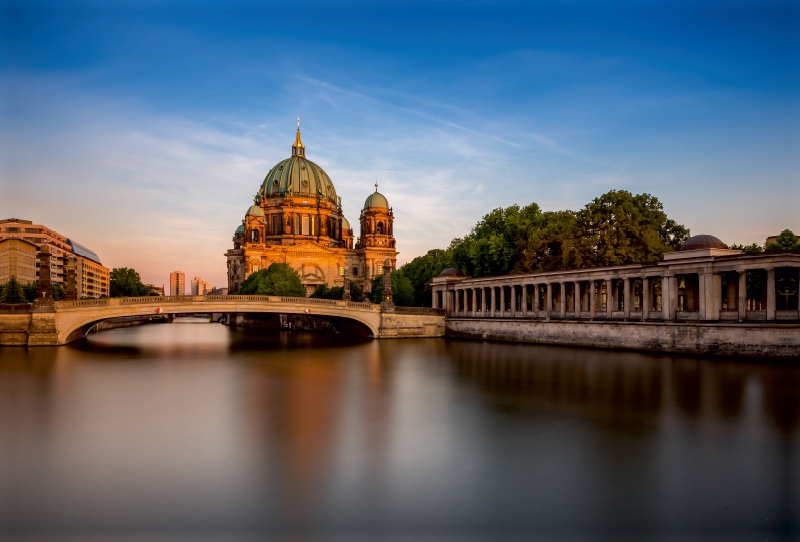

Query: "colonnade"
left=432, top=259, right=800, bottom=323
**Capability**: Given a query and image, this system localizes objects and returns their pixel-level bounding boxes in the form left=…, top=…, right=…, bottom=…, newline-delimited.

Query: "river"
left=1, top=318, right=798, bottom=541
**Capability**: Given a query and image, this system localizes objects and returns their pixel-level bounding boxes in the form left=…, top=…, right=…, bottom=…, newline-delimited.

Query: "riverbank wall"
left=445, top=318, right=800, bottom=358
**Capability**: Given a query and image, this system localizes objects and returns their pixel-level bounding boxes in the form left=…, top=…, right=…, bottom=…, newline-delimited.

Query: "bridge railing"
left=55, top=295, right=380, bottom=311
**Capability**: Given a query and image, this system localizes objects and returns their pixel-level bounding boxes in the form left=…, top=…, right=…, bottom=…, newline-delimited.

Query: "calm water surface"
left=1, top=318, right=799, bottom=541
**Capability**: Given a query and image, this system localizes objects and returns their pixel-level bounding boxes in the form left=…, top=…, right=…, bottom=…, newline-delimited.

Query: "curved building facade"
left=225, top=123, right=398, bottom=295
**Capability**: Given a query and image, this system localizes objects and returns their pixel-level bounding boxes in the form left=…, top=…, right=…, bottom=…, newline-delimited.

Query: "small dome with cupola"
left=246, top=204, right=264, bottom=217
left=364, top=183, right=389, bottom=209
left=679, top=234, right=727, bottom=251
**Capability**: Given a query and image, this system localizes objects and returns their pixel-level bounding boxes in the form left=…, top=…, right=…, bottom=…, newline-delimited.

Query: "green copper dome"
left=364, top=191, right=389, bottom=210
left=259, top=156, right=337, bottom=203
left=235, top=225, right=244, bottom=234
left=246, top=204, right=264, bottom=217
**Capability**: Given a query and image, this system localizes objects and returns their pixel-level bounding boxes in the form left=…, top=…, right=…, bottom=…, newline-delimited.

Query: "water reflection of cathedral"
left=226, top=121, right=398, bottom=295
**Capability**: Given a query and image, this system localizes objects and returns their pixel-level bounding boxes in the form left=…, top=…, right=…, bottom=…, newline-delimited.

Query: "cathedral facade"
left=225, top=123, right=398, bottom=296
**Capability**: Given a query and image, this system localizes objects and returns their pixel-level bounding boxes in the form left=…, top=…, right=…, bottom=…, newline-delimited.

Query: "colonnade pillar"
left=605, top=279, right=613, bottom=319
left=522, top=285, right=528, bottom=317
left=559, top=283, right=566, bottom=318
left=767, top=268, right=776, bottom=321
left=738, top=271, right=747, bottom=321
left=642, top=277, right=650, bottom=321
left=546, top=283, right=552, bottom=321
left=490, top=287, right=496, bottom=318
left=574, top=281, right=581, bottom=314
left=623, top=278, right=631, bottom=319
left=589, top=281, right=596, bottom=320
left=533, top=284, right=539, bottom=316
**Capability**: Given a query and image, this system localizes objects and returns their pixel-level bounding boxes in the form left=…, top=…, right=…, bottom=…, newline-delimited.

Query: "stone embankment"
left=446, top=318, right=800, bottom=358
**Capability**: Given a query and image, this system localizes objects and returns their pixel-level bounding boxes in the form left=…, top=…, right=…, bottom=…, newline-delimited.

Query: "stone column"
left=669, top=276, right=678, bottom=320
left=533, top=284, right=540, bottom=316
left=698, top=273, right=706, bottom=319
left=708, top=273, right=721, bottom=321
left=605, top=279, right=613, bottom=319
left=559, top=282, right=566, bottom=318
left=546, top=283, right=552, bottom=321
left=509, top=286, right=516, bottom=318
left=623, top=278, right=631, bottom=319
left=589, top=281, right=596, bottom=320
left=491, top=287, right=496, bottom=317
left=574, top=281, right=581, bottom=316
left=522, top=285, right=528, bottom=317
left=471, top=289, right=477, bottom=317
left=738, top=271, right=747, bottom=321
left=766, top=267, right=776, bottom=321
left=642, top=277, right=650, bottom=321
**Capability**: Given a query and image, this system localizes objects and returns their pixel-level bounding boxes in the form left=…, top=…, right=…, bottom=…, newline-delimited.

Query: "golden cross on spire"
left=375, top=181, right=378, bottom=192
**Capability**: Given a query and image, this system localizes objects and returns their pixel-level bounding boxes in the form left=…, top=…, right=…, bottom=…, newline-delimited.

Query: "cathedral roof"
left=364, top=184, right=389, bottom=209
left=342, top=216, right=351, bottom=230
left=246, top=204, right=264, bottom=217
left=258, top=122, right=338, bottom=204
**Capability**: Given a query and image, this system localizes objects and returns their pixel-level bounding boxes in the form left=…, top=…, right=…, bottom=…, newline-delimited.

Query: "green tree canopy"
left=0, top=276, right=29, bottom=304
left=562, top=190, right=680, bottom=269
left=110, top=267, right=156, bottom=297
left=238, top=263, right=306, bottom=297
left=451, top=203, right=542, bottom=278
left=370, top=271, right=415, bottom=306
left=730, top=243, right=763, bottom=254
left=396, top=248, right=454, bottom=306
left=309, top=281, right=364, bottom=302
left=513, top=210, right=577, bottom=273
left=767, top=229, right=800, bottom=251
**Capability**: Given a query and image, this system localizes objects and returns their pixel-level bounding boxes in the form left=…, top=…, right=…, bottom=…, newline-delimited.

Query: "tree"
left=563, top=190, right=680, bottom=269
left=110, top=267, right=154, bottom=297
left=397, top=248, right=454, bottom=306
left=370, top=271, right=415, bottom=306
left=767, top=229, right=800, bottom=251
left=451, top=203, right=543, bottom=278
left=513, top=210, right=577, bottom=273
left=0, top=276, right=28, bottom=304
left=349, top=281, right=365, bottom=302
left=238, top=263, right=305, bottom=297
left=730, top=243, right=763, bottom=254
left=310, top=284, right=344, bottom=299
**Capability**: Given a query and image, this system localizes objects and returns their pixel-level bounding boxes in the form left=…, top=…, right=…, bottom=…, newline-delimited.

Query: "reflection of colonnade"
left=433, top=240, right=800, bottom=323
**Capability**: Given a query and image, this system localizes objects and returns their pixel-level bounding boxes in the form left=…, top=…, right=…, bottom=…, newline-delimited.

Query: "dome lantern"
left=292, top=118, right=305, bottom=158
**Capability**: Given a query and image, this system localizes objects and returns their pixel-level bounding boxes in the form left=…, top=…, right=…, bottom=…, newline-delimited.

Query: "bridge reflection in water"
left=0, top=323, right=797, bottom=538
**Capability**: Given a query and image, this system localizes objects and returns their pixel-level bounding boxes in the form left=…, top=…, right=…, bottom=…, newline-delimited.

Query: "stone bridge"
left=0, top=295, right=445, bottom=346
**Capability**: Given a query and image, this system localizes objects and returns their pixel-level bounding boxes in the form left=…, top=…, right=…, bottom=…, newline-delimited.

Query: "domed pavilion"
left=225, top=121, right=398, bottom=295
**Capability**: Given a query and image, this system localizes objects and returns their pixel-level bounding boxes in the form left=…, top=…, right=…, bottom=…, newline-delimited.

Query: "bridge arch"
left=55, top=296, right=382, bottom=345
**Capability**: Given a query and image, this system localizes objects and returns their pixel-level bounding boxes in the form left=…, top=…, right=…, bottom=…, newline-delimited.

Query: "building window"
left=352, top=267, right=358, bottom=277
left=252, top=264, right=259, bottom=273
left=302, top=216, right=309, bottom=236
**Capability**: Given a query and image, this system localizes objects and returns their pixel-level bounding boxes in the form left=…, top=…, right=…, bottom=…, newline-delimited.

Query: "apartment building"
left=0, top=218, right=110, bottom=298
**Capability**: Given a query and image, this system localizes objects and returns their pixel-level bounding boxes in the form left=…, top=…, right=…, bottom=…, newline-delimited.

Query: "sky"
left=2, top=0, right=798, bottom=288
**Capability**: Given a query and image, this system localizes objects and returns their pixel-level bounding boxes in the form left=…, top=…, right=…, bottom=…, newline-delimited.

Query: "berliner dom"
left=226, top=121, right=397, bottom=296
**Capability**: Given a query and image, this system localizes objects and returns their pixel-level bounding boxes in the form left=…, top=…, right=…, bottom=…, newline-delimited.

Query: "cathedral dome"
left=342, top=216, right=351, bottom=230
left=258, top=123, right=338, bottom=204
left=235, top=225, right=244, bottom=234
left=364, top=190, right=389, bottom=210
left=679, top=234, right=727, bottom=251
left=246, top=204, right=264, bottom=217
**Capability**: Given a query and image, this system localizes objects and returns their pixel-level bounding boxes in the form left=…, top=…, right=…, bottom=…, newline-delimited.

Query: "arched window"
left=377, top=222, right=384, bottom=234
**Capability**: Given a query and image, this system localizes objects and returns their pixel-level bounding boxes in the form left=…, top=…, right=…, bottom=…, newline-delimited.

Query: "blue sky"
left=2, top=0, right=798, bottom=287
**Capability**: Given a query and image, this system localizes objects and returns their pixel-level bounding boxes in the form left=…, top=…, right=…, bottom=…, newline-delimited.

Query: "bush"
left=0, top=276, right=29, bottom=304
